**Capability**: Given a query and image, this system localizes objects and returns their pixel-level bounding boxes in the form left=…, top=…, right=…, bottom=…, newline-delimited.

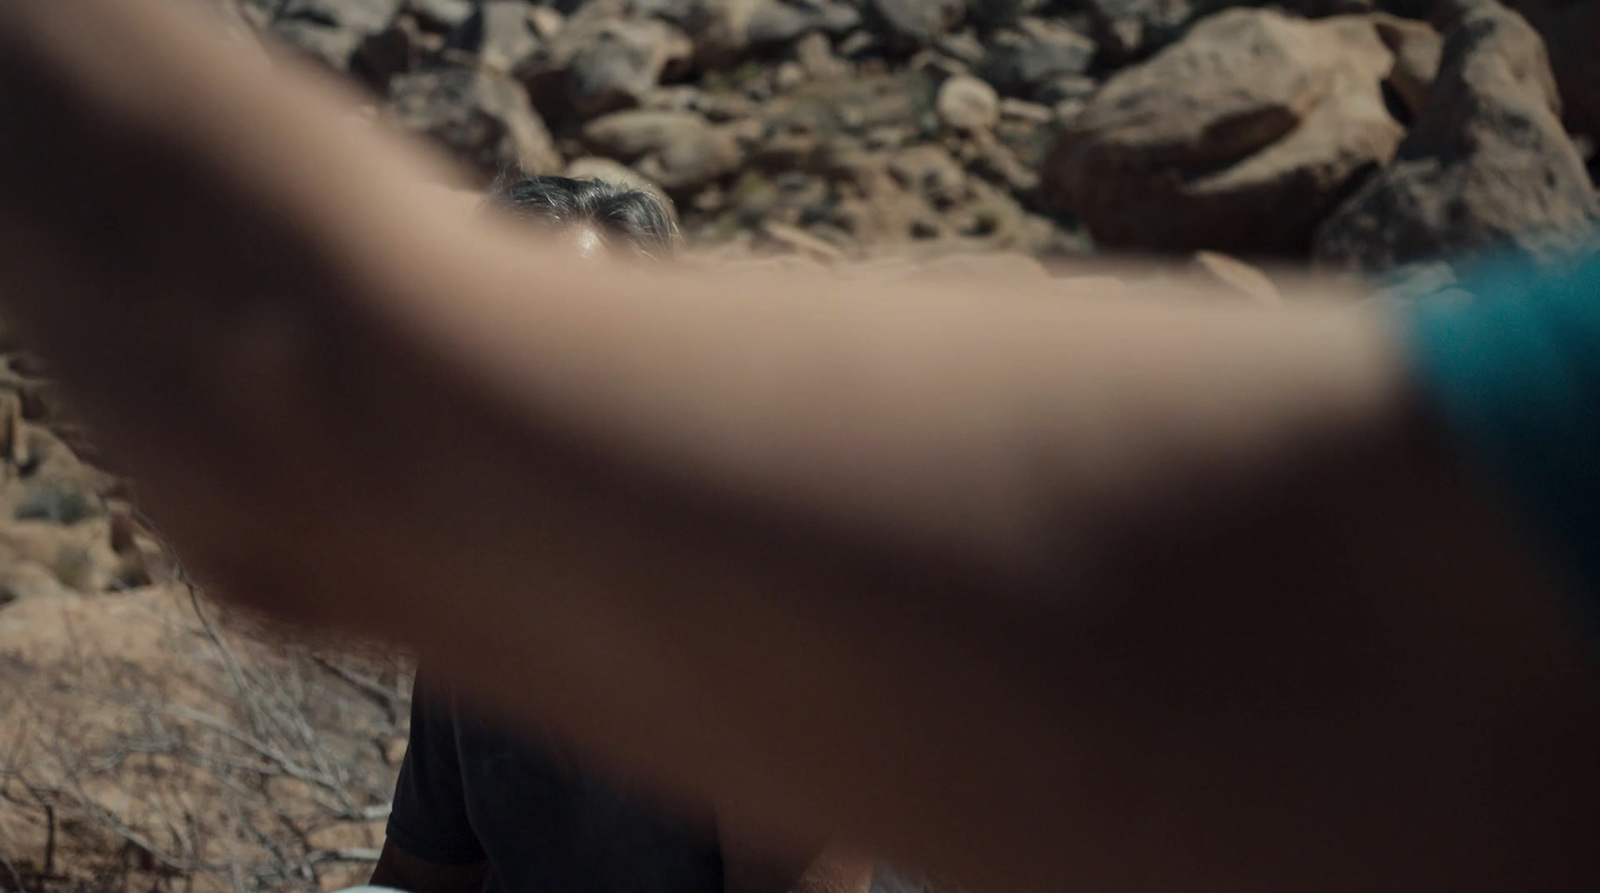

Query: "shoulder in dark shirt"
left=388, top=675, right=725, bottom=893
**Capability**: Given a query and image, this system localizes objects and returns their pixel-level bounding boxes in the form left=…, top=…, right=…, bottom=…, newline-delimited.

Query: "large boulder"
left=581, top=110, right=744, bottom=196
left=1509, top=0, right=1600, bottom=140
left=387, top=68, right=563, bottom=181
left=1314, top=1, right=1599, bottom=271
left=1039, top=9, right=1405, bottom=255
left=517, top=2, right=695, bottom=118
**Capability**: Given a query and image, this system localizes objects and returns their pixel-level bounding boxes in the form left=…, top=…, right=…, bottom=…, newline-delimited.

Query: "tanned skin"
left=0, top=3, right=1596, bottom=893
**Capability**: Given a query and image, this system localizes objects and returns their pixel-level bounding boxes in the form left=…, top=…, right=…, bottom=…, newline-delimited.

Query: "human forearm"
left=1, top=3, right=1597, bottom=893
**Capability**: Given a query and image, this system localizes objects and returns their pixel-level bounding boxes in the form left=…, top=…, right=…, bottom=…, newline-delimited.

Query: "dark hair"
left=489, top=175, right=677, bottom=259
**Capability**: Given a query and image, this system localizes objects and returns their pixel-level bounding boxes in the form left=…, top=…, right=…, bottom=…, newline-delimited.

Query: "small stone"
left=280, top=0, right=402, bottom=35
left=836, top=30, right=881, bottom=58
left=864, top=126, right=911, bottom=150
left=1086, top=0, right=1190, bottom=65
left=15, top=480, right=103, bottom=526
left=354, top=14, right=428, bottom=86
left=748, top=0, right=862, bottom=48
left=889, top=144, right=968, bottom=208
left=581, top=110, right=743, bottom=197
left=462, top=0, right=541, bottom=73
left=1031, top=74, right=1097, bottom=105
left=867, top=0, right=969, bottom=50
left=270, top=19, right=365, bottom=71
left=967, top=135, right=1039, bottom=193
left=936, top=75, right=1000, bottom=132
left=527, top=6, right=565, bottom=41
left=774, top=61, right=807, bottom=92
left=1052, top=98, right=1086, bottom=123
left=760, top=221, right=847, bottom=262
left=517, top=12, right=694, bottom=118
left=646, top=85, right=703, bottom=112
left=934, top=29, right=988, bottom=65
left=978, top=17, right=1095, bottom=100
left=387, top=68, right=562, bottom=182
left=794, top=32, right=848, bottom=80
left=999, top=97, right=1053, bottom=123
left=406, top=0, right=473, bottom=31
left=910, top=50, right=967, bottom=81
left=1193, top=251, right=1283, bottom=306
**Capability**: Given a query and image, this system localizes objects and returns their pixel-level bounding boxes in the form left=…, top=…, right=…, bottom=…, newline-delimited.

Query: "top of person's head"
left=488, top=175, right=677, bottom=260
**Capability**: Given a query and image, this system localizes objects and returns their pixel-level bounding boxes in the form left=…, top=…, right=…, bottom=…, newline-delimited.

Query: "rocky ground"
left=2, top=0, right=1599, bottom=890
left=219, top=0, right=1598, bottom=276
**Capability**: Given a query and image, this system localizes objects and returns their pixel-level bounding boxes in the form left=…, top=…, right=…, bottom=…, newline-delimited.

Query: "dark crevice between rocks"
left=1380, top=79, right=1415, bottom=129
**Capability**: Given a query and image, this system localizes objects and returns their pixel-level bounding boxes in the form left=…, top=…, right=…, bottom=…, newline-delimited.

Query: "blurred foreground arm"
left=0, top=2, right=1596, bottom=892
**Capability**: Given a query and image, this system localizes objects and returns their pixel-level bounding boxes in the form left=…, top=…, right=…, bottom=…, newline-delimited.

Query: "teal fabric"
left=1400, top=244, right=1600, bottom=636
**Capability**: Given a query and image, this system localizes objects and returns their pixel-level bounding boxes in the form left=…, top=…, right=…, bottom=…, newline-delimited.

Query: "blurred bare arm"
left=0, top=3, right=1596, bottom=893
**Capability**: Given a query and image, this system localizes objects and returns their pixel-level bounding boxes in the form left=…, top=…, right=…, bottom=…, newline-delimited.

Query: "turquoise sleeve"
left=1399, top=246, right=1600, bottom=637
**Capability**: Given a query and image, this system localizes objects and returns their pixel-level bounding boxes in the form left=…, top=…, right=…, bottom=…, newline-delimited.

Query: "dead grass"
left=1, top=569, right=413, bottom=893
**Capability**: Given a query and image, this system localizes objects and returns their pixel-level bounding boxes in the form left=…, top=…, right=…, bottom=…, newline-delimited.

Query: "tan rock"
left=887, top=144, right=967, bottom=203
left=517, top=2, right=694, bottom=118
left=936, top=75, right=1001, bottom=132
left=1040, top=8, right=1404, bottom=254
left=793, top=31, right=848, bottom=80
left=581, top=111, right=743, bottom=197
left=759, top=221, right=847, bottom=263
left=527, top=5, right=564, bottom=40
left=387, top=68, right=562, bottom=180
left=1193, top=251, right=1282, bottom=306
left=1316, top=2, right=1599, bottom=271
left=998, top=97, right=1054, bottom=124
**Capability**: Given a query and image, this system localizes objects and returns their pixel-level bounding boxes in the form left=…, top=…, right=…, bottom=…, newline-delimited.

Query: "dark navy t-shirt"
left=387, top=675, right=725, bottom=893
